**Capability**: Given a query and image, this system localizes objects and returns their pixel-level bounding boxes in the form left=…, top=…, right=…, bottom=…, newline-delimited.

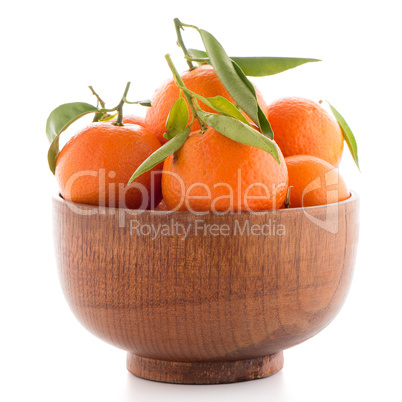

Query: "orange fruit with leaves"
left=55, top=122, right=163, bottom=209
left=267, top=97, right=344, bottom=166
left=145, top=65, right=269, bottom=144
left=162, top=127, right=288, bottom=211
left=285, top=155, right=349, bottom=208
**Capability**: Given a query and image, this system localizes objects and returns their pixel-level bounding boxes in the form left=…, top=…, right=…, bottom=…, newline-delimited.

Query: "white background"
left=1, top=1, right=401, bottom=401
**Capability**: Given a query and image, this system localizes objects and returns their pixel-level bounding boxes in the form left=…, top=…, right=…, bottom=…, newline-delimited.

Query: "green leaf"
left=128, top=127, right=191, bottom=183
left=198, top=29, right=260, bottom=129
left=164, top=96, right=189, bottom=140
left=206, top=96, right=250, bottom=125
left=124, top=99, right=152, bottom=107
left=99, top=112, right=118, bottom=122
left=257, top=107, right=274, bottom=139
left=46, top=102, right=99, bottom=174
left=188, top=48, right=321, bottom=76
left=186, top=90, right=250, bottom=125
left=231, top=59, right=257, bottom=96
left=48, top=137, right=60, bottom=176
left=46, top=102, right=98, bottom=143
left=197, top=110, right=280, bottom=163
left=230, top=56, right=320, bottom=77
left=188, top=48, right=209, bottom=61
left=325, top=101, right=360, bottom=170
left=138, top=99, right=152, bottom=107
left=191, top=36, right=273, bottom=139
left=92, top=113, right=102, bottom=123
left=232, top=60, right=273, bottom=139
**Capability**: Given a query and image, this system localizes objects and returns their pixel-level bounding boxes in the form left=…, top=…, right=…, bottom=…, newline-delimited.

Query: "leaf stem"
left=174, top=18, right=195, bottom=70
left=89, top=85, right=110, bottom=122
left=113, top=82, right=131, bottom=126
left=186, top=57, right=209, bottom=63
left=124, top=98, right=152, bottom=106
left=164, top=54, right=207, bottom=132
left=88, top=86, right=106, bottom=109
left=284, top=186, right=293, bottom=209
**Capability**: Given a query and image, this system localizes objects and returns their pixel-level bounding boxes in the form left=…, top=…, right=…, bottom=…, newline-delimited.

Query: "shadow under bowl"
left=53, top=192, right=359, bottom=384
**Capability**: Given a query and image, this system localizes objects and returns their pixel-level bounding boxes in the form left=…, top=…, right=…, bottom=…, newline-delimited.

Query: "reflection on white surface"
left=122, top=370, right=293, bottom=402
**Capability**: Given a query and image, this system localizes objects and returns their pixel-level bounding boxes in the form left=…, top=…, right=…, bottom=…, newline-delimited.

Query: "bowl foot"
left=126, top=352, right=284, bottom=384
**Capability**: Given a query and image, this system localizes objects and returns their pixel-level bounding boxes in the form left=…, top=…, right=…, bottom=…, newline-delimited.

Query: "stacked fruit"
left=46, top=19, right=358, bottom=211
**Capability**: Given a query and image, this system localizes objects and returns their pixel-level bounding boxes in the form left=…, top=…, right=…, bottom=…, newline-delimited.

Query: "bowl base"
left=127, top=352, right=284, bottom=384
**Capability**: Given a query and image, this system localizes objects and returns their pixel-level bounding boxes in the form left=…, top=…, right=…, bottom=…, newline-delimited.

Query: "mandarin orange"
left=267, top=97, right=344, bottom=166
left=56, top=122, right=163, bottom=209
left=121, top=115, right=146, bottom=126
left=285, top=155, right=349, bottom=208
left=145, top=65, right=269, bottom=144
left=162, top=127, right=288, bottom=211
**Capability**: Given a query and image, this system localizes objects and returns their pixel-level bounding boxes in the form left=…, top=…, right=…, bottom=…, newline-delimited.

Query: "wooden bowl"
left=53, top=192, right=359, bottom=384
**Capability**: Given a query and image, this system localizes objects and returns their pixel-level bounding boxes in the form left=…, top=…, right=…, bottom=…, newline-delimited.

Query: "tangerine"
left=109, top=115, right=154, bottom=132
left=285, top=155, right=349, bottom=208
left=267, top=97, right=344, bottom=166
left=121, top=115, right=146, bottom=126
left=162, top=127, right=288, bottom=211
left=56, top=122, right=163, bottom=209
left=145, top=65, right=269, bottom=144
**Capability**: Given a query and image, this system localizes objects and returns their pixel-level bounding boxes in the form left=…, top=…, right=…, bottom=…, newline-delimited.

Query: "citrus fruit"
left=162, top=127, right=288, bottom=211
left=285, top=155, right=349, bottom=208
left=267, top=97, right=344, bottom=166
left=121, top=115, right=146, bottom=126
left=145, top=65, right=269, bottom=144
left=109, top=115, right=154, bottom=132
left=55, top=122, right=163, bottom=209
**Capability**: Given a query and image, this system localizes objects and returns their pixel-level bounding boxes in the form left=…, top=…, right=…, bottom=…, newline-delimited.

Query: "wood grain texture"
left=53, top=192, right=359, bottom=384
left=127, top=352, right=284, bottom=384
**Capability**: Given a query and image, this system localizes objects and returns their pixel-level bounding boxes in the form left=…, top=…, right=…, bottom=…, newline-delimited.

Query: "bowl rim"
left=53, top=190, right=359, bottom=216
